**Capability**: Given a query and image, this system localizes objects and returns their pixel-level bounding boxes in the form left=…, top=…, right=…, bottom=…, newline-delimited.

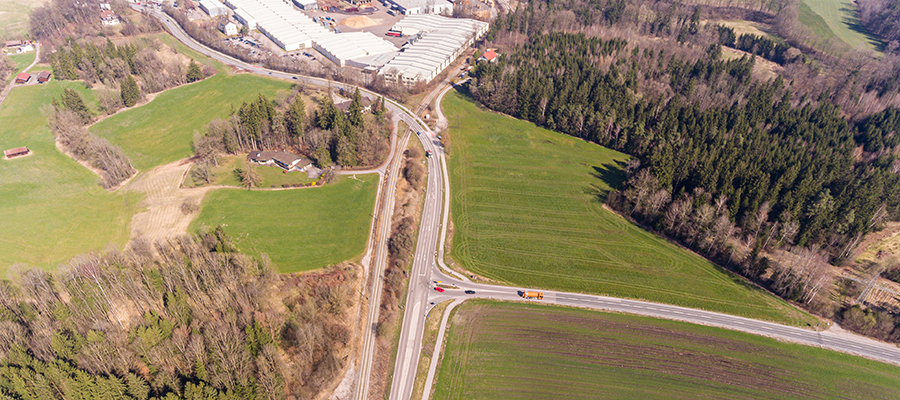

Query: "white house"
left=219, top=21, right=238, bottom=36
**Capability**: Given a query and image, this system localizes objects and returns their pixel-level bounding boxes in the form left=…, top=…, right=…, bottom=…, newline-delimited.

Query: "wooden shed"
left=37, top=71, right=51, bottom=83
left=4, top=147, right=30, bottom=159
left=14, top=73, right=30, bottom=84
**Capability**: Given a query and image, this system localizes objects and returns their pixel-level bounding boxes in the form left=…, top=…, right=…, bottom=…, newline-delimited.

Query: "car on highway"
left=464, top=290, right=475, bottom=294
left=292, top=76, right=297, bottom=80
left=416, top=131, right=421, bottom=136
left=425, top=150, right=432, bottom=157
left=434, top=287, right=444, bottom=293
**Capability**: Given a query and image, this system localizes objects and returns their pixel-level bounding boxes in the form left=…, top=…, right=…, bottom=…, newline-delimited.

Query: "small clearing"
left=126, top=160, right=213, bottom=245
left=707, top=19, right=773, bottom=38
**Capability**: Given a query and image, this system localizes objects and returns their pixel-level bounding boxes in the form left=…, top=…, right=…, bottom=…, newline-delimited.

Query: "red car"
left=434, top=287, right=444, bottom=293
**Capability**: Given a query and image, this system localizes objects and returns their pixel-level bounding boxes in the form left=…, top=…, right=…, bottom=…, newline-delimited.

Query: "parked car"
left=434, top=287, right=444, bottom=293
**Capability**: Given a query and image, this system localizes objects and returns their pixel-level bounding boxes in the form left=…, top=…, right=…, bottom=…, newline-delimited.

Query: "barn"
left=4, top=147, right=30, bottom=159
left=14, top=73, right=30, bottom=84
left=37, top=71, right=51, bottom=83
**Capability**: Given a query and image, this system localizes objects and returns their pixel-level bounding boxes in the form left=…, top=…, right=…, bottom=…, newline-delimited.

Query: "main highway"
left=133, top=7, right=900, bottom=399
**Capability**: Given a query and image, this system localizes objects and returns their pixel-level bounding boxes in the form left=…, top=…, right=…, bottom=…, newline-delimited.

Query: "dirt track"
left=126, top=160, right=213, bottom=245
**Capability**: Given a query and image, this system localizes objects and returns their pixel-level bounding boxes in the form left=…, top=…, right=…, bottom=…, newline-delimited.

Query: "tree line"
left=43, top=89, right=135, bottom=188
left=193, top=87, right=391, bottom=184
left=0, top=53, right=15, bottom=93
left=49, top=37, right=214, bottom=115
left=856, top=0, right=900, bottom=44
left=0, top=229, right=356, bottom=399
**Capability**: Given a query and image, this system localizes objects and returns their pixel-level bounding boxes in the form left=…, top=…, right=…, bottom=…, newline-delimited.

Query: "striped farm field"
left=433, top=301, right=900, bottom=400
left=444, top=90, right=815, bottom=326
left=801, top=0, right=881, bottom=50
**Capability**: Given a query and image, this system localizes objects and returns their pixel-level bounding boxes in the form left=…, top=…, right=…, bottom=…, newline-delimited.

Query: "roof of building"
left=37, top=71, right=51, bottom=79
left=390, top=0, right=452, bottom=12
left=100, top=10, right=117, bottom=19
left=248, top=150, right=311, bottom=167
left=5, top=40, right=23, bottom=47
left=4, top=147, right=29, bottom=157
left=482, top=49, right=497, bottom=60
left=315, top=32, right=397, bottom=64
left=381, top=15, right=489, bottom=82
left=15, top=72, right=30, bottom=80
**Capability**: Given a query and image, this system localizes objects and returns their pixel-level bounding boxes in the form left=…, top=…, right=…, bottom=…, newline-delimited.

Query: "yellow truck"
left=522, top=291, right=544, bottom=300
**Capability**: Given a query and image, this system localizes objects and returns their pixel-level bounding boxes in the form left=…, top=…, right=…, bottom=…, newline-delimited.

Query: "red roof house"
left=4, top=147, right=30, bottom=159
left=14, top=73, right=30, bottom=84
left=481, top=49, right=498, bottom=62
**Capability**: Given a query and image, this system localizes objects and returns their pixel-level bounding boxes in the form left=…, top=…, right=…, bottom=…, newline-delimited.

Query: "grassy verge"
left=0, top=79, right=139, bottom=271
left=433, top=300, right=900, bottom=400
left=190, top=175, right=377, bottom=272
left=185, top=155, right=316, bottom=188
left=412, top=299, right=452, bottom=400
left=444, top=90, right=814, bottom=326
left=801, top=0, right=881, bottom=50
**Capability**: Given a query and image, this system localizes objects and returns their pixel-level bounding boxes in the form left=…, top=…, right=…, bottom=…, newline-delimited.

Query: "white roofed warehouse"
left=380, top=15, right=488, bottom=86
left=199, top=0, right=229, bottom=16
left=313, top=32, right=398, bottom=67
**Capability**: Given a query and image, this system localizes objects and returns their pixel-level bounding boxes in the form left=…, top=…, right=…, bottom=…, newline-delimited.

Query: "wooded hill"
left=0, top=229, right=355, bottom=399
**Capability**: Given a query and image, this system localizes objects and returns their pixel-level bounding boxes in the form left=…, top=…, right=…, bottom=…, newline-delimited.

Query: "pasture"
left=190, top=175, right=377, bottom=273
left=444, top=90, right=814, bottom=326
left=801, top=0, right=881, bottom=50
left=0, top=0, right=43, bottom=39
left=433, top=301, right=900, bottom=400
left=0, top=80, right=138, bottom=271
left=89, top=72, right=294, bottom=171
left=184, top=155, right=317, bottom=188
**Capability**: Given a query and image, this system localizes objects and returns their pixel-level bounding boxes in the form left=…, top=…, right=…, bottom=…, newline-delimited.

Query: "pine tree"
left=60, top=89, right=93, bottom=124
left=120, top=75, right=141, bottom=107
left=186, top=59, right=204, bottom=83
left=285, top=95, right=306, bottom=138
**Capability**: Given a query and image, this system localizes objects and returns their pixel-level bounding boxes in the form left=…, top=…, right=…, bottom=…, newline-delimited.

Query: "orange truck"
left=522, top=291, right=544, bottom=300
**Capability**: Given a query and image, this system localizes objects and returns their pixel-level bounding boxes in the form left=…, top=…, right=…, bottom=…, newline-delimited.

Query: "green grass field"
left=801, top=0, right=881, bottom=50
left=89, top=73, right=294, bottom=171
left=190, top=176, right=377, bottom=273
left=0, top=80, right=139, bottom=271
left=0, top=0, right=43, bottom=39
left=185, top=155, right=317, bottom=188
left=444, top=90, right=814, bottom=326
left=433, top=301, right=900, bottom=400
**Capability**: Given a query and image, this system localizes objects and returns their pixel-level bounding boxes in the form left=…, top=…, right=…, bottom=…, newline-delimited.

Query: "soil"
left=124, top=160, right=215, bottom=247
left=855, top=221, right=900, bottom=264
left=342, top=16, right=377, bottom=29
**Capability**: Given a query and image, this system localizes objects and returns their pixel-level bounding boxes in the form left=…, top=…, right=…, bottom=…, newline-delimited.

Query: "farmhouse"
left=4, top=40, right=22, bottom=48
left=4, top=147, right=30, bottom=159
left=479, top=49, right=498, bottom=63
left=100, top=10, right=120, bottom=26
left=336, top=97, right=372, bottom=114
left=36, top=71, right=52, bottom=83
left=247, top=150, right=313, bottom=171
left=14, top=73, right=30, bottom=84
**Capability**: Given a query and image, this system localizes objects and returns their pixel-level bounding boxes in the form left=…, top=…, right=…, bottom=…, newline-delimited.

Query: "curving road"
left=133, top=8, right=900, bottom=399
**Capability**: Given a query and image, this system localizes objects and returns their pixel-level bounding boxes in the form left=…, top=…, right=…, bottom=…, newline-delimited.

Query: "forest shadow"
left=586, top=162, right=627, bottom=203
left=840, top=6, right=886, bottom=51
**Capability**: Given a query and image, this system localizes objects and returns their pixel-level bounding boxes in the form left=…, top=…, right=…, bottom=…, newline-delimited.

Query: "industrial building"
left=386, top=0, right=453, bottom=15
left=199, top=0, right=228, bottom=16
left=224, top=0, right=331, bottom=51
left=292, top=0, right=317, bottom=10
left=313, top=32, right=398, bottom=67
left=380, top=14, right=488, bottom=85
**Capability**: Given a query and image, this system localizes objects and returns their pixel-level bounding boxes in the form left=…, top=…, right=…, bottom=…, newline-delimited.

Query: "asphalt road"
left=130, top=8, right=900, bottom=399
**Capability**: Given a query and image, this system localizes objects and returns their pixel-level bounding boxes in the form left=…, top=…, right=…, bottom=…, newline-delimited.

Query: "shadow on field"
left=840, top=6, right=885, bottom=51
left=585, top=162, right=626, bottom=203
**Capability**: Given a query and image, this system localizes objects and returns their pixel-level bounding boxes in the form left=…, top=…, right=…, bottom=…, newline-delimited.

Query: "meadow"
left=0, top=0, right=42, bottom=39
left=190, top=176, right=377, bottom=273
left=89, top=72, right=295, bottom=171
left=801, top=0, right=881, bottom=50
left=0, top=79, right=139, bottom=271
left=185, top=155, right=317, bottom=188
left=433, top=301, right=900, bottom=400
left=444, top=90, right=814, bottom=326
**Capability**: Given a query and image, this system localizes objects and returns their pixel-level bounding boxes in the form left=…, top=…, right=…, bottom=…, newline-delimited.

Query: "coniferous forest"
left=470, top=1, right=900, bottom=340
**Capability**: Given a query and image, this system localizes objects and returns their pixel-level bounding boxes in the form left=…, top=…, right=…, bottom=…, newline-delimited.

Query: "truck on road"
left=522, top=291, right=543, bottom=300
